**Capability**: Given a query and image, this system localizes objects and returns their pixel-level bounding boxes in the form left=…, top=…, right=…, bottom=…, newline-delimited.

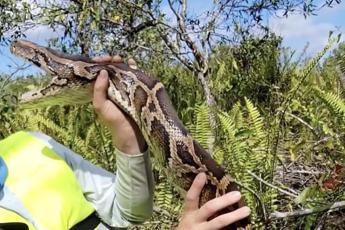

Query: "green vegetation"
left=1, top=37, right=345, bottom=229
left=1, top=0, right=345, bottom=229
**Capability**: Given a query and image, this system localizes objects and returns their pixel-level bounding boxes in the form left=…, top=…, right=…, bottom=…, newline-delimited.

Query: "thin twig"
left=153, top=206, right=175, bottom=218
left=270, top=201, right=345, bottom=219
left=0, top=62, right=32, bottom=91
left=235, top=180, right=268, bottom=221
left=285, top=112, right=318, bottom=136
left=247, top=170, right=298, bottom=198
left=287, top=170, right=323, bottom=175
left=275, top=181, right=299, bottom=196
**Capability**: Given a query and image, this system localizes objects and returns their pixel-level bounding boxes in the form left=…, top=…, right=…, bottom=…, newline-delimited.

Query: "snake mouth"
left=19, top=82, right=94, bottom=109
left=10, top=40, right=97, bottom=108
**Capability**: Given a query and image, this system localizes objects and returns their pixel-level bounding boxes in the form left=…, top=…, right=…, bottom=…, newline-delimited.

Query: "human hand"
left=92, top=56, right=147, bottom=155
left=177, top=173, right=250, bottom=230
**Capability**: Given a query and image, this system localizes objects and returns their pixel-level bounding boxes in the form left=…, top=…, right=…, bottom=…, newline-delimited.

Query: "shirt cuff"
left=115, top=148, right=147, bottom=158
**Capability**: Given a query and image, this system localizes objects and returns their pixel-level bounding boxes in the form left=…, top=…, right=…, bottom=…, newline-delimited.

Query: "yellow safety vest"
left=0, top=131, right=95, bottom=230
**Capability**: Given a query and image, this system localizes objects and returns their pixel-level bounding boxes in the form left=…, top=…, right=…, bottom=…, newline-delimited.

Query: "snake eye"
left=10, top=43, right=17, bottom=54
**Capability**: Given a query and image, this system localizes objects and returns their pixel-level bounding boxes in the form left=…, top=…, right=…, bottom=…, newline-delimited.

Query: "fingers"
left=112, top=55, right=123, bottom=63
left=93, top=70, right=109, bottom=112
left=199, top=191, right=242, bottom=220
left=92, top=56, right=113, bottom=62
left=92, top=55, right=123, bottom=63
left=184, top=173, right=207, bottom=213
left=206, top=206, right=251, bottom=230
left=93, top=55, right=138, bottom=69
left=128, top=58, right=138, bottom=69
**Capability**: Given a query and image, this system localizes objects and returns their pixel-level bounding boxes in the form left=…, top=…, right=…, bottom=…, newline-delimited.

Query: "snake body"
left=10, top=40, right=249, bottom=229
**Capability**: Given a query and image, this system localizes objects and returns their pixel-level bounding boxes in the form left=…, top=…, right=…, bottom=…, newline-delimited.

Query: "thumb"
left=93, top=70, right=109, bottom=111
left=184, top=173, right=207, bottom=213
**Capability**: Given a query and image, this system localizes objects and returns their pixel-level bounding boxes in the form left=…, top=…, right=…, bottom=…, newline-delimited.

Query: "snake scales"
left=10, top=40, right=249, bottom=229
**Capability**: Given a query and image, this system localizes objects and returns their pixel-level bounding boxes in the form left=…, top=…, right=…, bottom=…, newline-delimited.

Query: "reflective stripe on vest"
left=0, top=131, right=95, bottom=230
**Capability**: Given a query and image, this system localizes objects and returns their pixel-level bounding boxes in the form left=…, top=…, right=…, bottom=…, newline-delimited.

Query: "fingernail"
left=100, top=70, right=107, bottom=78
left=199, top=172, right=207, bottom=179
left=112, top=55, right=122, bottom=62
left=229, top=191, right=241, bottom=198
left=196, top=172, right=206, bottom=183
left=129, top=64, right=138, bottom=70
left=242, top=206, right=251, bottom=215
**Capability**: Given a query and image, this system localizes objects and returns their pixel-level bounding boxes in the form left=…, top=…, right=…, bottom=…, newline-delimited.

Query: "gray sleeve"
left=29, top=131, right=154, bottom=228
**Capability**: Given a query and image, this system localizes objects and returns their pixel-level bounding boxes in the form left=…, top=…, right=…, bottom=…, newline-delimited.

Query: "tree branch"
left=167, top=0, right=207, bottom=72
left=270, top=201, right=345, bottom=219
left=247, top=170, right=298, bottom=198
left=159, top=31, right=194, bottom=71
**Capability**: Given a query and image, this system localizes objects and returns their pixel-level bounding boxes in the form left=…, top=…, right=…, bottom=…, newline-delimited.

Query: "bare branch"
left=102, top=18, right=157, bottom=34
left=285, top=111, right=318, bottom=136
left=167, top=0, right=207, bottom=72
left=247, top=170, right=298, bottom=198
left=159, top=31, right=194, bottom=71
left=0, top=62, right=32, bottom=91
left=270, top=201, right=345, bottom=219
left=131, top=20, right=157, bottom=34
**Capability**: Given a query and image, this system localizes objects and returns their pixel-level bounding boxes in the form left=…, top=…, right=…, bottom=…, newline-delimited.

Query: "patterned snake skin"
left=10, top=40, right=249, bottom=229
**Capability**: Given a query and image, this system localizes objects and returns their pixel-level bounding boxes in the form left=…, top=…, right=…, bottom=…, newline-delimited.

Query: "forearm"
left=114, top=149, right=153, bottom=223
left=90, top=66, right=154, bottom=225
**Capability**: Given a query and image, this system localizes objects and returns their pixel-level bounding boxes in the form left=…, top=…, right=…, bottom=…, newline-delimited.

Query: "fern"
left=188, top=104, right=214, bottom=152
left=336, top=50, right=345, bottom=74
left=245, top=97, right=266, bottom=142
left=229, top=101, right=244, bottom=129
left=217, top=111, right=243, bottom=176
left=285, top=36, right=338, bottom=113
left=218, top=111, right=257, bottom=218
left=154, top=176, right=182, bottom=215
left=218, top=100, right=279, bottom=223
left=155, top=180, right=174, bottom=211
left=213, top=146, right=225, bottom=165
left=296, top=36, right=337, bottom=83
left=11, top=107, right=104, bottom=165
left=313, top=87, right=345, bottom=122
left=85, top=121, right=116, bottom=171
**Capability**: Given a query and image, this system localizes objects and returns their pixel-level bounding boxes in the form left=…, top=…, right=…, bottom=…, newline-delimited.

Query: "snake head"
left=11, top=39, right=97, bottom=80
left=10, top=40, right=97, bottom=108
left=11, top=40, right=57, bottom=76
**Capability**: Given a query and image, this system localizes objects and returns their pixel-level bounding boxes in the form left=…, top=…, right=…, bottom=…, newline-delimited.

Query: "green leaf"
left=295, top=187, right=312, bottom=204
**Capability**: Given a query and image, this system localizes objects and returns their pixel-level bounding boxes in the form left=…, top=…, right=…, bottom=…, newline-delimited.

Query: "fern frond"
left=218, top=111, right=244, bottom=176
left=213, top=147, right=224, bottom=165
left=245, top=97, right=265, bottom=140
left=216, top=61, right=226, bottom=79
left=155, top=180, right=174, bottom=211
left=314, top=87, right=345, bottom=121
left=218, top=105, right=276, bottom=223
left=336, top=52, right=345, bottom=74
left=287, top=36, right=338, bottom=103
left=218, top=111, right=236, bottom=137
left=229, top=101, right=243, bottom=129
left=298, top=36, right=337, bottom=80
left=189, top=104, right=214, bottom=152
left=154, top=177, right=182, bottom=214
left=24, top=112, right=98, bottom=164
